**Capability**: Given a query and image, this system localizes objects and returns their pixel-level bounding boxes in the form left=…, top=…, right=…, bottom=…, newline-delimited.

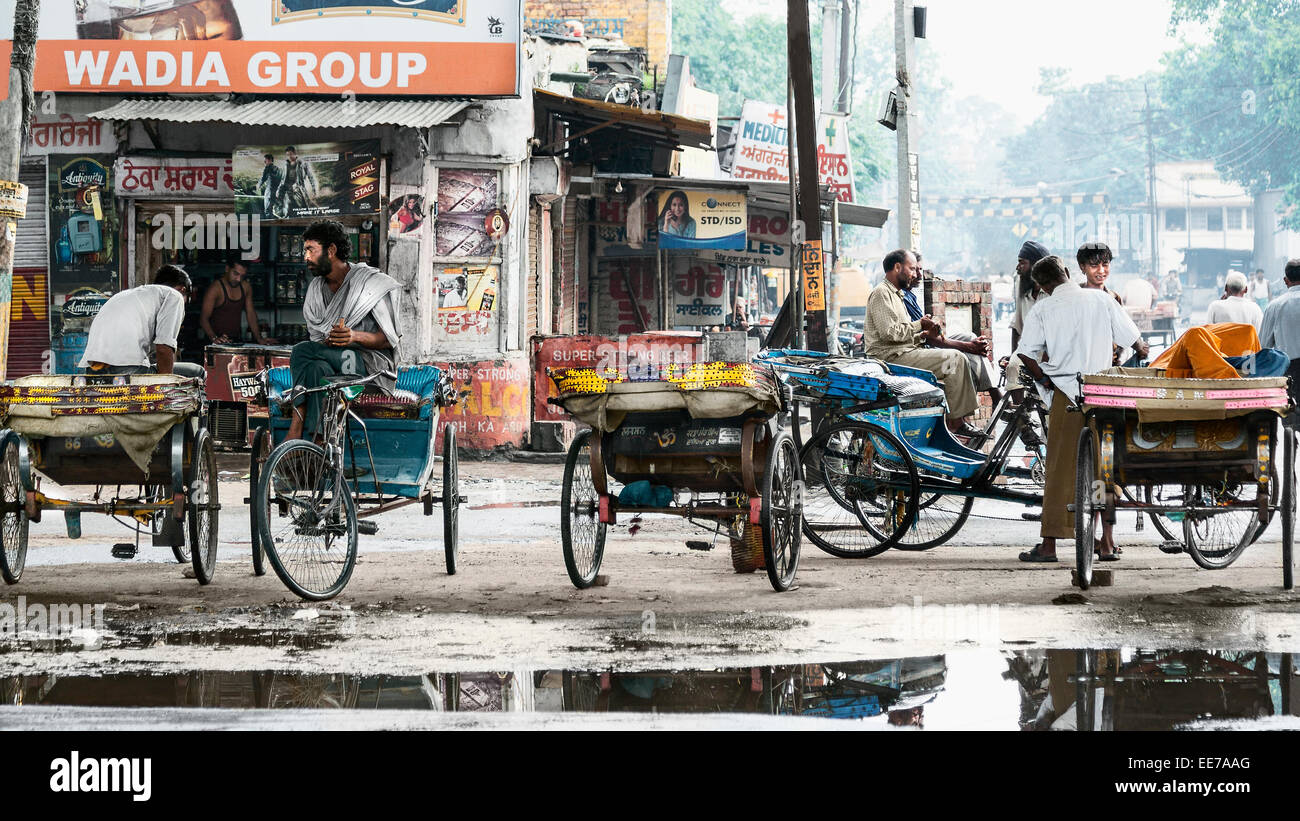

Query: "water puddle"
left=4, top=648, right=1296, bottom=729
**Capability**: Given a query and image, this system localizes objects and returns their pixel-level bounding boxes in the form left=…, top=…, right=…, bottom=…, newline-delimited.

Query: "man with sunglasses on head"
left=78, top=264, right=206, bottom=380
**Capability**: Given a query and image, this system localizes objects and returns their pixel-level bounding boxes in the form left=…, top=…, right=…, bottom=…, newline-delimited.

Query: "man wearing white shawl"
left=286, top=220, right=403, bottom=440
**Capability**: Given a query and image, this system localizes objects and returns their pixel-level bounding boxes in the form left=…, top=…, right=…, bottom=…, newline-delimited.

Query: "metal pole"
left=894, top=0, right=919, bottom=252
left=837, top=0, right=854, bottom=114
left=821, top=1, right=840, bottom=115
left=1144, top=83, right=1160, bottom=279
left=787, top=77, right=803, bottom=350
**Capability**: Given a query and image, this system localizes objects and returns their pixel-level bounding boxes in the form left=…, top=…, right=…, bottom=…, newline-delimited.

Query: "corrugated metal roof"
left=88, top=98, right=472, bottom=128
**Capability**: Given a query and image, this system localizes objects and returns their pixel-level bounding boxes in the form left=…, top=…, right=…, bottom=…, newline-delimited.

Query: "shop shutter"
left=8, top=271, right=50, bottom=377
left=560, top=195, right=578, bottom=333
left=15, top=160, right=47, bottom=269
left=526, top=202, right=540, bottom=340
left=8, top=161, right=50, bottom=377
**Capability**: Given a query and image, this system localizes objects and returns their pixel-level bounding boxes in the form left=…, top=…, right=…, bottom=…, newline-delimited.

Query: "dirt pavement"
left=2, top=458, right=1298, bottom=676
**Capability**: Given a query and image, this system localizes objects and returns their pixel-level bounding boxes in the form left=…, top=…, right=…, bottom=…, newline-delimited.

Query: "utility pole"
left=837, top=0, right=854, bottom=114
left=0, top=0, right=41, bottom=381
left=894, top=0, right=920, bottom=252
left=789, top=0, right=829, bottom=352
left=821, top=1, right=840, bottom=114
left=1144, top=83, right=1160, bottom=280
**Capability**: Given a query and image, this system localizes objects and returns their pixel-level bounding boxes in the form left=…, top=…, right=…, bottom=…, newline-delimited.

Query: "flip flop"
left=1098, top=551, right=1120, bottom=562
left=1019, top=545, right=1058, bottom=563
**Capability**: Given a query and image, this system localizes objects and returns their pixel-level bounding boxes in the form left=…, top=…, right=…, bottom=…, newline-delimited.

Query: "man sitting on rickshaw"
left=284, top=219, right=403, bottom=441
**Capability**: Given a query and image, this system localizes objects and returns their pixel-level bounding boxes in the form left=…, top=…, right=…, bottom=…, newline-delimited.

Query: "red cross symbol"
left=767, top=108, right=786, bottom=127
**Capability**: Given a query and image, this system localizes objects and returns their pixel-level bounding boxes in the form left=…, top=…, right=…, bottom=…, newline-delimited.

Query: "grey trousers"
left=946, top=331, right=994, bottom=392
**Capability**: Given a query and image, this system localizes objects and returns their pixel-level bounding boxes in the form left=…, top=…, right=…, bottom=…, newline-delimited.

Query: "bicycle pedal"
left=1158, top=540, right=1184, bottom=555
left=111, top=543, right=138, bottom=559
left=685, top=540, right=713, bottom=551
left=357, top=520, right=379, bottom=536
left=1021, top=512, right=1042, bottom=521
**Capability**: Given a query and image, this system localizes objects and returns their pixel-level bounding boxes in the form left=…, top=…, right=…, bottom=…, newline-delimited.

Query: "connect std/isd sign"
left=655, top=189, right=746, bottom=251
left=0, top=0, right=521, bottom=97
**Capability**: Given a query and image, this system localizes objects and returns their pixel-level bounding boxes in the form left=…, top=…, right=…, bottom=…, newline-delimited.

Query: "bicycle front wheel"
left=257, top=439, right=358, bottom=601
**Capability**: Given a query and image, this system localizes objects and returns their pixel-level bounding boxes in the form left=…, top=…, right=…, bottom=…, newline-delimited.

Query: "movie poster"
left=435, top=169, right=500, bottom=256
left=437, top=266, right=498, bottom=311
left=232, top=140, right=380, bottom=221
left=388, top=185, right=426, bottom=239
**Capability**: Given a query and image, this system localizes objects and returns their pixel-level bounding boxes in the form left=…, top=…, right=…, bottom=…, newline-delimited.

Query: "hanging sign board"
left=801, top=240, right=825, bottom=312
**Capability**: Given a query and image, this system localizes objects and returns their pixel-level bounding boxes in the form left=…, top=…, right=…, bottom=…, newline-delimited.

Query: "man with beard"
left=1007, top=240, right=1049, bottom=399
left=285, top=220, right=402, bottom=441
left=864, top=248, right=979, bottom=437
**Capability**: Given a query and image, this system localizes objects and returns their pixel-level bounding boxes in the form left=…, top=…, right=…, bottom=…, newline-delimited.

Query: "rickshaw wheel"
left=761, top=432, right=802, bottom=592
left=1282, top=429, right=1294, bottom=590
left=150, top=482, right=189, bottom=564
left=800, top=422, right=919, bottom=558
left=257, top=439, right=358, bottom=601
left=1119, top=484, right=1180, bottom=543
left=888, top=489, right=974, bottom=551
left=249, top=427, right=270, bottom=576
left=0, top=438, right=29, bottom=585
left=1074, top=429, right=1098, bottom=590
left=187, top=430, right=219, bottom=585
left=442, top=424, right=459, bottom=575
left=730, top=522, right=764, bottom=573
left=561, top=429, right=606, bottom=589
left=1183, top=466, right=1277, bottom=571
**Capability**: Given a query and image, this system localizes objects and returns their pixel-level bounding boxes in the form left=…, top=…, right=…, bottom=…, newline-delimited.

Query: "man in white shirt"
left=77, top=265, right=205, bottom=379
left=1249, top=268, right=1271, bottom=309
left=1260, top=260, right=1300, bottom=407
left=1013, top=256, right=1148, bottom=563
left=1205, top=271, right=1263, bottom=330
left=1007, top=241, right=1049, bottom=399
left=1122, top=276, right=1158, bottom=311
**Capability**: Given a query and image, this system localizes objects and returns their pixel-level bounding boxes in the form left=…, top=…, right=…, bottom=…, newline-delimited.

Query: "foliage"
left=1161, top=0, right=1300, bottom=227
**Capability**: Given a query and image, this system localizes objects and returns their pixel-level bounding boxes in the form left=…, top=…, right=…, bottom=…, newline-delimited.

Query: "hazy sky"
left=721, top=0, right=1193, bottom=126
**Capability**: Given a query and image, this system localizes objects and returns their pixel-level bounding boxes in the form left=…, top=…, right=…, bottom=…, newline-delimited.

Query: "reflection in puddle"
left=3, top=650, right=1296, bottom=729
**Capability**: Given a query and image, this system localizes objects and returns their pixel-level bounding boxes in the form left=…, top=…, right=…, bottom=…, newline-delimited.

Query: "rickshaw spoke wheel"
left=187, top=431, right=219, bottom=585
left=762, top=433, right=802, bottom=592
left=799, top=422, right=919, bottom=558
left=249, top=427, right=270, bottom=576
left=257, top=439, right=358, bottom=601
left=443, top=424, right=459, bottom=575
left=1074, top=430, right=1098, bottom=590
left=1183, top=467, right=1275, bottom=570
left=561, top=429, right=606, bottom=589
left=0, top=439, right=29, bottom=585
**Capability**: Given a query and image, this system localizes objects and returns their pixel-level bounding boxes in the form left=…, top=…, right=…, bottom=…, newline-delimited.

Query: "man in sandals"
left=1013, top=255, right=1148, bottom=563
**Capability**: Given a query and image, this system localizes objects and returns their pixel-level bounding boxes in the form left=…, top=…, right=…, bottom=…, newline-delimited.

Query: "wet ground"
left=4, top=387, right=1300, bottom=728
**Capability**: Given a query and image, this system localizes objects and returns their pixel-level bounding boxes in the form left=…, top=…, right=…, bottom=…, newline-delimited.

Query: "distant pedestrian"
left=1249, top=268, right=1271, bottom=310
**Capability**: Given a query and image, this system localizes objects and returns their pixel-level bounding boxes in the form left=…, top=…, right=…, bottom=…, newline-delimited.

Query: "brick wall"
left=525, top=0, right=672, bottom=71
left=923, top=277, right=995, bottom=422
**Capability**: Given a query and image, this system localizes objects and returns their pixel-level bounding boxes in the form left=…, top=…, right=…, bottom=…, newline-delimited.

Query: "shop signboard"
left=654, top=189, right=746, bottom=251
left=670, top=259, right=728, bottom=328
left=114, top=156, right=235, bottom=199
left=730, top=100, right=856, bottom=203
left=0, top=0, right=521, bottom=96
left=531, top=332, right=706, bottom=423
left=48, top=155, right=120, bottom=338
left=232, top=140, right=380, bottom=221
left=27, top=113, right=117, bottom=156
left=695, top=208, right=792, bottom=268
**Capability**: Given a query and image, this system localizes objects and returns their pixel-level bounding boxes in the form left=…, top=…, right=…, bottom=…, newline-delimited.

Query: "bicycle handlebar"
left=278, top=369, right=397, bottom=405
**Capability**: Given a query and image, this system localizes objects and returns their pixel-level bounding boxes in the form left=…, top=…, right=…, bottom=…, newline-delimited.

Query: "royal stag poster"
left=232, top=140, right=380, bottom=221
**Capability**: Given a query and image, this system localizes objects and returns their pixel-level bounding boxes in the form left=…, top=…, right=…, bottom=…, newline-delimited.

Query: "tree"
left=1161, top=0, right=1300, bottom=227
left=0, top=0, right=41, bottom=381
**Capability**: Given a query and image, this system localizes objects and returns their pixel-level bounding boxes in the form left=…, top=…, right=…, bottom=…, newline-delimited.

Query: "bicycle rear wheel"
left=1183, top=467, right=1277, bottom=570
left=256, top=439, right=358, bottom=601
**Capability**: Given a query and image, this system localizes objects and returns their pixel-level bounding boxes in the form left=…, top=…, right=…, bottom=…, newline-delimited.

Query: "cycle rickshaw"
left=549, top=360, right=803, bottom=592
left=759, top=350, right=1046, bottom=556
left=248, top=365, right=464, bottom=600
left=0, top=373, right=218, bottom=585
left=1073, top=368, right=1295, bottom=589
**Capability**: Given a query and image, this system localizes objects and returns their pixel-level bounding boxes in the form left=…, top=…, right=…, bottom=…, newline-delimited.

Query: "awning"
left=88, top=98, right=472, bottom=128
left=534, top=89, right=714, bottom=153
left=591, top=173, right=890, bottom=224
left=835, top=201, right=889, bottom=228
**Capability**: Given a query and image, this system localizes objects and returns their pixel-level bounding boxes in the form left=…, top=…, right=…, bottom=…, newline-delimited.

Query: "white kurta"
left=1205, top=295, right=1263, bottom=331
left=1013, top=281, right=1142, bottom=407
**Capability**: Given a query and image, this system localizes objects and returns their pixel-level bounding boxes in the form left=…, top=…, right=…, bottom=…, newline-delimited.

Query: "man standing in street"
left=78, top=265, right=205, bottom=380
left=1008, top=240, right=1050, bottom=398
left=865, top=249, right=981, bottom=437
left=1259, top=259, right=1300, bottom=405
left=1013, top=255, right=1148, bottom=563
left=1205, top=271, right=1263, bottom=331
left=1250, top=268, right=1272, bottom=310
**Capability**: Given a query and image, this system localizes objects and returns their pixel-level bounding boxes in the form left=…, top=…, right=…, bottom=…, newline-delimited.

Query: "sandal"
left=1019, top=544, right=1058, bottom=563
